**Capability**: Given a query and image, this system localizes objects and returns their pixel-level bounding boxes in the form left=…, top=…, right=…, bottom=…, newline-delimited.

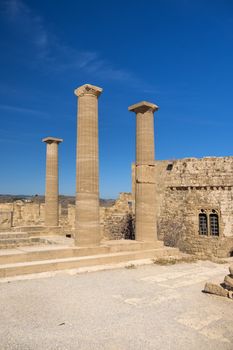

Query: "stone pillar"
left=128, top=101, right=159, bottom=242
left=42, top=137, right=63, bottom=227
left=74, top=84, right=103, bottom=246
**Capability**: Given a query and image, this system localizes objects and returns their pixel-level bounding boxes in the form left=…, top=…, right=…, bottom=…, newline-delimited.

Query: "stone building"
left=132, top=156, right=233, bottom=258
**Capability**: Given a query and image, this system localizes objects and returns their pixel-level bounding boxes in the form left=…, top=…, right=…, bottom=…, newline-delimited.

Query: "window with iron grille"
left=210, top=213, right=219, bottom=236
left=199, top=213, right=208, bottom=235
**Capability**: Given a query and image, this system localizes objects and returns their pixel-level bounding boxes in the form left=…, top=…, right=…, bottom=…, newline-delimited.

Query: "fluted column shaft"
left=136, top=109, right=155, bottom=164
left=43, top=137, right=63, bottom=227
left=129, top=101, right=158, bottom=242
left=74, top=84, right=102, bottom=246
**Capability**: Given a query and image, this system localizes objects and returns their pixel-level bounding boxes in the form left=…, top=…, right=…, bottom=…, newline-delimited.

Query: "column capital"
left=42, top=137, right=63, bottom=144
left=128, top=101, right=159, bottom=114
left=74, top=84, right=103, bottom=98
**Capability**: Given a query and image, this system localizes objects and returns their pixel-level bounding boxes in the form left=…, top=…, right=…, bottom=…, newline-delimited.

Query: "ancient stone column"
left=74, top=84, right=103, bottom=246
left=42, top=137, right=63, bottom=227
left=128, top=101, right=159, bottom=242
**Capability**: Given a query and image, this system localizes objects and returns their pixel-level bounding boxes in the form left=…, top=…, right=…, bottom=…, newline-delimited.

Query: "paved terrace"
left=0, top=260, right=233, bottom=350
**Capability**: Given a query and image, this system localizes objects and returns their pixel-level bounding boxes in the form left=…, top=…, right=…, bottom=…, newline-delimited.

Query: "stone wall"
left=66, top=193, right=134, bottom=240
left=0, top=201, right=57, bottom=228
left=132, top=157, right=233, bottom=257
left=0, top=211, right=12, bottom=230
left=0, top=203, right=12, bottom=230
left=101, top=193, right=134, bottom=240
left=132, top=156, right=233, bottom=258
left=0, top=194, right=134, bottom=241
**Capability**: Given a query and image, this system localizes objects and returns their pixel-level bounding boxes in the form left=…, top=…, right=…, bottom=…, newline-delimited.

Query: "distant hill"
left=0, top=195, right=115, bottom=207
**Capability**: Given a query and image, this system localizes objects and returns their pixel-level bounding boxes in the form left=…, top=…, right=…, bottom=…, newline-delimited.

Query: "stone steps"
left=0, top=246, right=109, bottom=264
left=0, top=237, right=48, bottom=249
left=0, top=237, right=32, bottom=249
left=11, top=226, right=62, bottom=236
left=26, top=231, right=47, bottom=237
left=11, top=225, right=63, bottom=237
left=0, top=240, right=167, bottom=264
left=12, top=226, right=45, bottom=233
left=0, top=238, right=31, bottom=245
left=0, top=232, right=29, bottom=239
left=103, top=240, right=164, bottom=252
left=0, top=246, right=179, bottom=278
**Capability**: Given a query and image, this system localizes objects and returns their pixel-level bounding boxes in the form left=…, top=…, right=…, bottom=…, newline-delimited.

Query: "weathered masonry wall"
left=0, top=193, right=134, bottom=241
left=67, top=193, right=134, bottom=240
left=0, top=201, right=66, bottom=231
left=155, top=157, right=233, bottom=258
left=101, top=193, right=134, bottom=240
left=132, top=156, right=233, bottom=258
left=0, top=202, right=46, bottom=228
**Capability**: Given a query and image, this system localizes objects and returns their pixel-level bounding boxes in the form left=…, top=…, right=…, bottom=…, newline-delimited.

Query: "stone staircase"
left=0, top=226, right=63, bottom=249
left=0, top=240, right=181, bottom=279
left=12, top=225, right=62, bottom=236
left=0, top=232, right=48, bottom=249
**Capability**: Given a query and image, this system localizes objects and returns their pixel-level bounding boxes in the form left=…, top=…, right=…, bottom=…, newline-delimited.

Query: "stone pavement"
left=0, top=260, right=233, bottom=349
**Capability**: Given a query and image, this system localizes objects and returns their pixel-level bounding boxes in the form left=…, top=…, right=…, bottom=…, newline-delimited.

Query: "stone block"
left=136, top=164, right=156, bottom=184
left=224, top=275, right=233, bottom=289
left=0, top=211, right=12, bottom=229
left=204, top=282, right=228, bottom=297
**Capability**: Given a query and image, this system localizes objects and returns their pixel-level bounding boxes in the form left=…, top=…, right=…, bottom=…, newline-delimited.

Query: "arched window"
left=210, top=211, right=219, bottom=236
left=199, top=212, right=208, bottom=235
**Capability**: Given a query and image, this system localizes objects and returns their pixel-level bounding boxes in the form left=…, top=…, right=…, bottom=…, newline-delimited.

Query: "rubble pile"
left=204, top=264, right=233, bottom=299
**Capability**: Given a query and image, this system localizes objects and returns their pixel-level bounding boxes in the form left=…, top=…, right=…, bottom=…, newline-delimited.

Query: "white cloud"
left=0, top=104, right=50, bottom=118
left=2, top=0, right=157, bottom=90
left=3, top=0, right=48, bottom=57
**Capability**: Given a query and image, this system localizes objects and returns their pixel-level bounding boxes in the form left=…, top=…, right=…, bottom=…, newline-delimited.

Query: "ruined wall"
left=66, top=193, right=134, bottom=240
left=0, top=193, right=133, bottom=239
left=0, top=211, right=12, bottom=230
left=0, top=193, right=133, bottom=240
left=156, top=157, right=233, bottom=258
left=0, top=203, right=12, bottom=230
left=132, top=156, right=233, bottom=258
left=0, top=201, right=62, bottom=228
left=13, top=202, right=45, bottom=226
left=101, top=193, right=134, bottom=240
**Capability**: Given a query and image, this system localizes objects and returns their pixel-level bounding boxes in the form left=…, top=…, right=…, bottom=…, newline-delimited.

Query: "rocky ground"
left=0, top=260, right=233, bottom=350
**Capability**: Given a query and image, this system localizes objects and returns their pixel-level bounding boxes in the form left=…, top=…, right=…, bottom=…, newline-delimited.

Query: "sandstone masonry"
left=132, top=156, right=233, bottom=258
left=129, top=101, right=158, bottom=242
left=43, top=137, right=63, bottom=227
left=74, top=84, right=102, bottom=247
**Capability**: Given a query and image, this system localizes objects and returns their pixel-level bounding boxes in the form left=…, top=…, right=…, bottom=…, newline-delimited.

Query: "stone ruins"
left=132, top=156, right=233, bottom=259
left=204, top=263, right=233, bottom=299
left=0, top=83, right=233, bottom=278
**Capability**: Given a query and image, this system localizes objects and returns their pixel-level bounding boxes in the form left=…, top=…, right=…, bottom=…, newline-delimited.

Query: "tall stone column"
left=74, top=84, right=103, bottom=246
left=42, top=137, right=63, bottom=227
left=128, top=101, right=159, bottom=242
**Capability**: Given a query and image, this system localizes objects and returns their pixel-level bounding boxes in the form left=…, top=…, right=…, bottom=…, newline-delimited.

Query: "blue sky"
left=0, top=0, right=233, bottom=198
